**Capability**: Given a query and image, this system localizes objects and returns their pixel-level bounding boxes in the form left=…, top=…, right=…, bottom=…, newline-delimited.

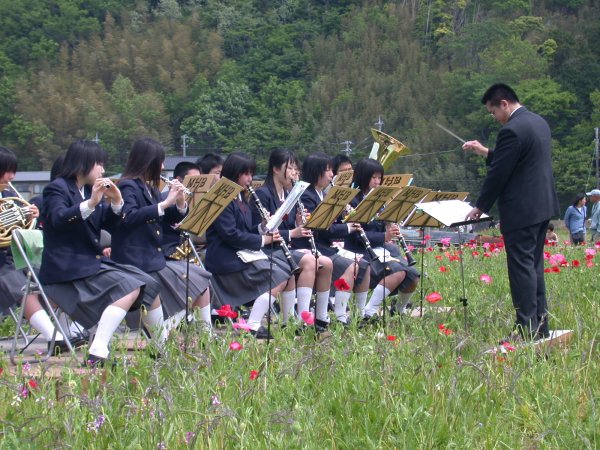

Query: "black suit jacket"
left=476, top=106, right=559, bottom=232
left=39, top=177, right=120, bottom=284
left=111, top=178, right=185, bottom=273
left=205, top=198, right=263, bottom=274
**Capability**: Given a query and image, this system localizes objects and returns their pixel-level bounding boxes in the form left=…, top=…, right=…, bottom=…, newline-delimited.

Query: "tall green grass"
left=1, top=240, right=598, bottom=449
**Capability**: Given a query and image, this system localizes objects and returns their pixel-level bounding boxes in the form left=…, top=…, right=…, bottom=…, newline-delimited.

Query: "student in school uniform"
left=0, top=146, right=87, bottom=354
left=39, top=140, right=169, bottom=366
left=298, top=152, right=371, bottom=327
left=204, top=152, right=295, bottom=339
left=250, top=149, right=334, bottom=331
left=111, top=138, right=212, bottom=331
left=345, top=158, right=420, bottom=322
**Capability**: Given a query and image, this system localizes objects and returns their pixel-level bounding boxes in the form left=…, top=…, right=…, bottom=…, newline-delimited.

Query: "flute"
left=160, top=175, right=193, bottom=196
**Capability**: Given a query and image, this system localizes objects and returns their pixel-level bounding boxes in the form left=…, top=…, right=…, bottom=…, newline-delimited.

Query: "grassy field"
left=1, top=237, right=599, bottom=449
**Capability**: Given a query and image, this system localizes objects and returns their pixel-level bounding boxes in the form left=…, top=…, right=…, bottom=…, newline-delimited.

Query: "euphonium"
left=370, top=129, right=409, bottom=170
left=0, top=182, right=36, bottom=247
left=247, top=185, right=302, bottom=275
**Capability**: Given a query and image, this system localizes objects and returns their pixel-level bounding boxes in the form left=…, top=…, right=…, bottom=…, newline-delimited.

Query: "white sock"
left=165, top=310, right=186, bottom=333
left=88, top=305, right=127, bottom=359
left=29, top=310, right=64, bottom=342
left=296, top=287, right=313, bottom=317
left=363, top=284, right=391, bottom=317
left=334, top=291, right=351, bottom=323
left=280, top=290, right=296, bottom=324
left=248, top=293, right=271, bottom=331
left=198, top=305, right=212, bottom=328
left=315, top=290, right=330, bottom=323
left=142, top=306, right=169, bottom=347
left=355, top=291, right=368, bottom=316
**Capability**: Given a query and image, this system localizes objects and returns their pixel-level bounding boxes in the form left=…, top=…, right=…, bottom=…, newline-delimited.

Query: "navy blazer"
left=344, top=192, right=386, bottom=254
left=111, top=178, right=185, bottom=273
left=296, top=186, right=349, bottom=257
left=250, top=182, right=297, bottom=243
left=39, top=177, right=120, bottom=284
left=205, top=198, right=263, bottom=274
left=476, top=107, right=559, bottom=232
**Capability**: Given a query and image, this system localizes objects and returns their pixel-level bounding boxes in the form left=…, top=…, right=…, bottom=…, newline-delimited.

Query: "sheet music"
left=411, top=199, right=487, bottom=228
left=265, top=181, right=309, bottom=232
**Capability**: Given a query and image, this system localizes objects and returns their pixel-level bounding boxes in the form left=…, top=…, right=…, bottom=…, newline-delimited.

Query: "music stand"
left=178, top=178, right=243, bottom=348
left=304, top=186, right=359, bottom=331
left=404, top=199, right=492, bottom=330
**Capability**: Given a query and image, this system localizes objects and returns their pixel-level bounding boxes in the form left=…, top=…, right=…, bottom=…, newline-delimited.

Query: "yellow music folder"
left=178, top=177, right=243, bottom=236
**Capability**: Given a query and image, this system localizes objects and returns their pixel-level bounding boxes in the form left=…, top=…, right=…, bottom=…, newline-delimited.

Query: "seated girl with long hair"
left=40, top=140, right=168, bottom=366
left=111, top=137, right=212, bottom=332
left=205, top=152, right=295, bottom=339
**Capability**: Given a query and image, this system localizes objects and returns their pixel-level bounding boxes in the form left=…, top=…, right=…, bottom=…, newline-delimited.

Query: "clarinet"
left=247, top=185, right=302, bottom=275
left=396, top=233, right=417, bottom=266
left=292, top=181, right=320, bottom=257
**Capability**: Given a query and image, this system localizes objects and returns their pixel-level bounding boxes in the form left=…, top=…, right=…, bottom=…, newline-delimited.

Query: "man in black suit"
left=463, top=83, right=559, bottom=341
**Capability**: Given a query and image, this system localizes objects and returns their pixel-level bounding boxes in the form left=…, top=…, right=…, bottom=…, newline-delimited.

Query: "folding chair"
left=9, top=228, right=74, bottom=364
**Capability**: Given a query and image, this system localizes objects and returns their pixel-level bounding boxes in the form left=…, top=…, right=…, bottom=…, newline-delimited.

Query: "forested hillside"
left=1, top=0, right=599, bottom=203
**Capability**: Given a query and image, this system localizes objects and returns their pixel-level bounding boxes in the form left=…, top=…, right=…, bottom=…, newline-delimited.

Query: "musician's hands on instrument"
left=162, top=181, right=186, bottom=209
left=263, top=230, right=282, bottom=245
left=290, top=226, right=312, bottom=239
left=465, top=207, right=484, bottom=221
left=349, top=222, right=363, bottom=233
left=89, top=178, right=115, bottom=208
left=102, top=247, right=112, bottom=258
left=462, top=140, right=489, bottom=157
left=385, top=223, right=401, bottom=242
left=27, top=203, right=40, bottom=219
left=101, top=179, right=123, bottom=205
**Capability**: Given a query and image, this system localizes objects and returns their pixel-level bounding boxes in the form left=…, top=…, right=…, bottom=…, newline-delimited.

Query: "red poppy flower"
left=229, top=341, right=243, bottom=351
left=216, top=304, right=238, bottom=319
left=448, top=255, right=460, bottom=262
left=438, top=323, right=446, bottom=330
left=300, top=310, right=315, bottom=325
left=426, top=292, right=442, bottom=303
left=387, top=335, right=397, bottom=341
left=28, top=379, right=38, bottom=389
left=333, top=278, right=351, bottom=291
left=0, top=367, right=3, bottom=376
left=424, top=235, right=431, bottom=241
left=443, top=328, right=453, bottom=336
left=439, top=266, right=448, bottom=273
left=472, top=251, right=479, bottom=257
left=571, top=260, right=580, bottom=267
left=585, top=253, right=594, bottom=260
left=587, top=260, right=594, bottom=268
left=483, top=252, right=491, bottom=258
left=249, top=370, right=259, bottom=380
left=551, top=266, right=561, bottom=273
left=501, top=342, right=516, bottom=352
left=544, top=268, right=551, bottom=273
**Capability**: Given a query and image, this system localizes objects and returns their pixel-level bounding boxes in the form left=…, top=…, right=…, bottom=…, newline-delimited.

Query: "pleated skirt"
left=0, top=263, right=28, bottom=310
left=148, top=259, right=211, bottom=318
left=330, top=252, right=369, bottom=290
left=211, top=256, right=291, bottom=308
left=44, top=261, right=162, bottom=329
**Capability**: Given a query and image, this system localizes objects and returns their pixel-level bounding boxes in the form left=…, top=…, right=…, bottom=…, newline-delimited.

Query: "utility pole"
left=341, top=140, right=353, bottom=156
left=374, top=115, right=384, bottom=131
left=182, top=134, right=188, bottom=157
left=94, top=133, right=99, bottom=144
left=595, top=127, right=599, bottom=188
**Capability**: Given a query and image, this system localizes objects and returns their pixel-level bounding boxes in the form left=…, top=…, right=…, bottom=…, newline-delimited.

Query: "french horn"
left=0, top=182, right=36, bottom=247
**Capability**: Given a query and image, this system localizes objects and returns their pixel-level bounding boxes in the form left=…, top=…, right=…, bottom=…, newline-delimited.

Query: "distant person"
left=545, top=222, right=558, bottom=245
left=196, top=153, right=224, bottom=179
left=463, top=83, right=559, bottom=342
left=331, top=154, right=353, bottom=176
left=587, top=189, right=600, bottom=244
left=564, top=193, right=586, bottom=245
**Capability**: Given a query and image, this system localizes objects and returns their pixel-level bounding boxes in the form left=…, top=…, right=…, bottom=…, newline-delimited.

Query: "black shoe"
left=48, top=331, right=89, bottom=355
left=359, top=315, right=381, bottom=329
left=314, top=319, right=329, bottom=333
left=82, top=354, right=107, bottom=368
left=250, top=326, right=273, bottom=340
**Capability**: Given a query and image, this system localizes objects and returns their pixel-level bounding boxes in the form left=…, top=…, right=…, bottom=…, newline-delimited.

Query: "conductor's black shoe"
left=48, top=331, right=89, bottom=355
left=250, top=326, right=273, bottom=340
